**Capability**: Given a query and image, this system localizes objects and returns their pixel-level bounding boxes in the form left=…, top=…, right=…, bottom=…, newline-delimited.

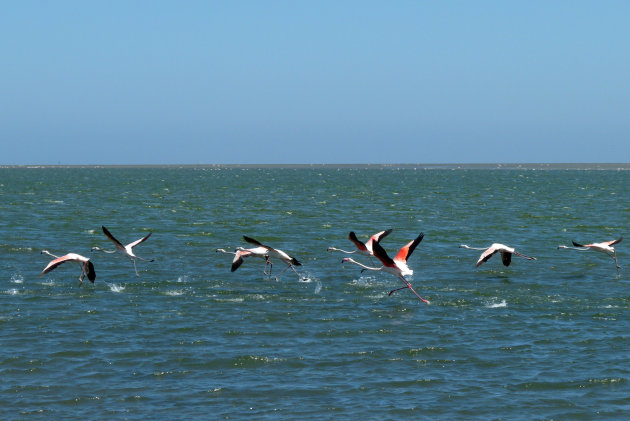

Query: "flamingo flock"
left=39, top=225, right=623, bottom=304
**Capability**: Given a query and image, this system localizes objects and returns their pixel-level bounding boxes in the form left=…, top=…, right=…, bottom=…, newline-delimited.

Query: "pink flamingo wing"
left=231, top=250, right=249, bottom=272
left=41, top=255, right=73, bottom=275
left=127, top=232, right=152, bottom=249
left=477, top=247, right=498, bottom=267
left=102, top=226, right=126, bottom=250
left=348, top=232, right=368, bottom=251
left=394, top=233, right=424, bottom=262
left=371, top=228, right=393, bottom=244
left=609, top=237, right=623, bottom=246
left=371, top=240, right=396, bottom=267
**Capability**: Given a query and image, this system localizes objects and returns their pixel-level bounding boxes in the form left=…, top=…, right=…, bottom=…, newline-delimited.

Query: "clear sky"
left=2, top=1, right=629, bottom=165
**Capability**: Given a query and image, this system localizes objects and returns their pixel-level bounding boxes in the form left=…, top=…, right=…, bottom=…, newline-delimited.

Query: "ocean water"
left=1, top=165, right=629, bottom=419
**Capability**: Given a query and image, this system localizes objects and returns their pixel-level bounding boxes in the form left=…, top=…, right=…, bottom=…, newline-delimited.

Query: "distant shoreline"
left=1, top=163, right=629, bottom=170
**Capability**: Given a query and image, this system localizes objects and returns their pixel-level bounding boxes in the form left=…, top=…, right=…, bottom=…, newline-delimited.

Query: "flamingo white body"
left=216, top=247, right=271, bottom=273
left=327, top=229, right=393, bottom=257
left=40, top=250, right=96, bottom=284
left=557, top=237, right=622, bottom=273
left=459, top=243, right=536, bottom=267
left=342, top=233, right=430, bottom=304
left=243, top=235, right=304, bottom=281
left=92, top=225, right=154, bottom=276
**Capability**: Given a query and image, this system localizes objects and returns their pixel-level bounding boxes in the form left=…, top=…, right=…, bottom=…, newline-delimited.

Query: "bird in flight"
left=460, top=243, right=536, bottom=267
left=342, top=233, right=430, bottom=304
left=40, top=250, right=96, bottom=285
left=92, top=226, right=154, bottom=276
left=243, top=235, right=305, bottom=281
left=328, top=229, right=392, bottom=262
left=558, top=236, right=622, bottom=274
left=216, top=246, right=271, bottom=274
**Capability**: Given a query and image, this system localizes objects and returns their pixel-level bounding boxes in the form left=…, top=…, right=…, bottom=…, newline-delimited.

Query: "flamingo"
left=557, top=237, right=622, bottom=273
left=327, top=229, right=393, bottom=261
left=216, top=247, right=271, bottom=274
left=459, top=243, right=536, bottom=267
left=341, top=233, right=430, bottom=304
left=242, top=236, right=305, bottom=281
left=91, top=226, right=154, bottom=276
left=40, top=250, right=96, bottom=284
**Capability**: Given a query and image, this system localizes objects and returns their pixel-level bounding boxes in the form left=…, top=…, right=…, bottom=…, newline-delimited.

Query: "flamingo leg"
left=388, top=285, right=409, bottom=295
left=274, top=264, right=290, bottom=281
left=274, top=264, right=304, bottom=282
left=76, top=262, right=85, bottom=285
left=289, top=264, right=305, bottom=280
left=610, top=251, right=621, bottom=273
left=131, top=258, right=140, bottom=277
left=396, top=276, right=430, bottom=305
left=264, top=259, right=273, bottom=276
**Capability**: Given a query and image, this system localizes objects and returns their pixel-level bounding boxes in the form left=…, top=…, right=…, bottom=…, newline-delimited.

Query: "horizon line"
left=2, top=163, right=629, bottom=170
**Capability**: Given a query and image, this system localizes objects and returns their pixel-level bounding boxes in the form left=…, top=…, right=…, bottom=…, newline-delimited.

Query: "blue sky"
left=2, top=1, right=629, bottom=164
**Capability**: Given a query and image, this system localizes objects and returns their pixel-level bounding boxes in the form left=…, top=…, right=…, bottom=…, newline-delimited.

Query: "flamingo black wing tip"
left=243, top=236, right=262, bottom=246
left=87, top=261, right=96, bottom=282
left=381, top=228, right=394, bottom=238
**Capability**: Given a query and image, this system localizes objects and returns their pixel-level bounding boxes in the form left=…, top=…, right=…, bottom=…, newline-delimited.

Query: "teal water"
left=1, top=166, right=629, bottom=419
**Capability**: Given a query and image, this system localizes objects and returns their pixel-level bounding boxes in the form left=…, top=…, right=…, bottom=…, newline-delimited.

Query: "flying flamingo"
left=327, top=229, right=393, bottom=261
left=91, top=226, right=154, bottom=276
left=459, top=243, right=537, bottom=267
left=558, top=236, right=622, bottom=274
left=243, top=236, right=305, bottom=281
left=341, top=233, right=430, bottom=304
left=216, top=247, right=271, bottom=274
left=40, top=250, right=96, bottom=285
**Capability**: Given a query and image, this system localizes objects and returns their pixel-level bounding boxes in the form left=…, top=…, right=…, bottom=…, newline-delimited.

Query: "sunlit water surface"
left=1, top=166, right=629, bottom=419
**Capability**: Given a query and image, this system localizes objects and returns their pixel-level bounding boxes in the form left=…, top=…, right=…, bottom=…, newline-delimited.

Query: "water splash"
left=165, top=290, right=185, bottom=296
left=11, top=274, right=24, bottom=284
left=108, top=283, right=125, bottom=293
left=314, top=280, right=322, bottom=294
left=486, top=299, right=507, bottom=308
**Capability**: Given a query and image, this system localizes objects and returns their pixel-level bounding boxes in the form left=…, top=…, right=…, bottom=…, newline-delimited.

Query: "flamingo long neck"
left=346, top=258, right=382, bottom=272
left=41, top=250, right=59, bottom=259
left=559, top=246, right=589, bottom=251
left=92, top=247, right=117, bottom=254
left=216, top=249, right=237, bottom=256
left=460, top=245, right=488, bottom=251
left=328, top=247, right=356, bottom=254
